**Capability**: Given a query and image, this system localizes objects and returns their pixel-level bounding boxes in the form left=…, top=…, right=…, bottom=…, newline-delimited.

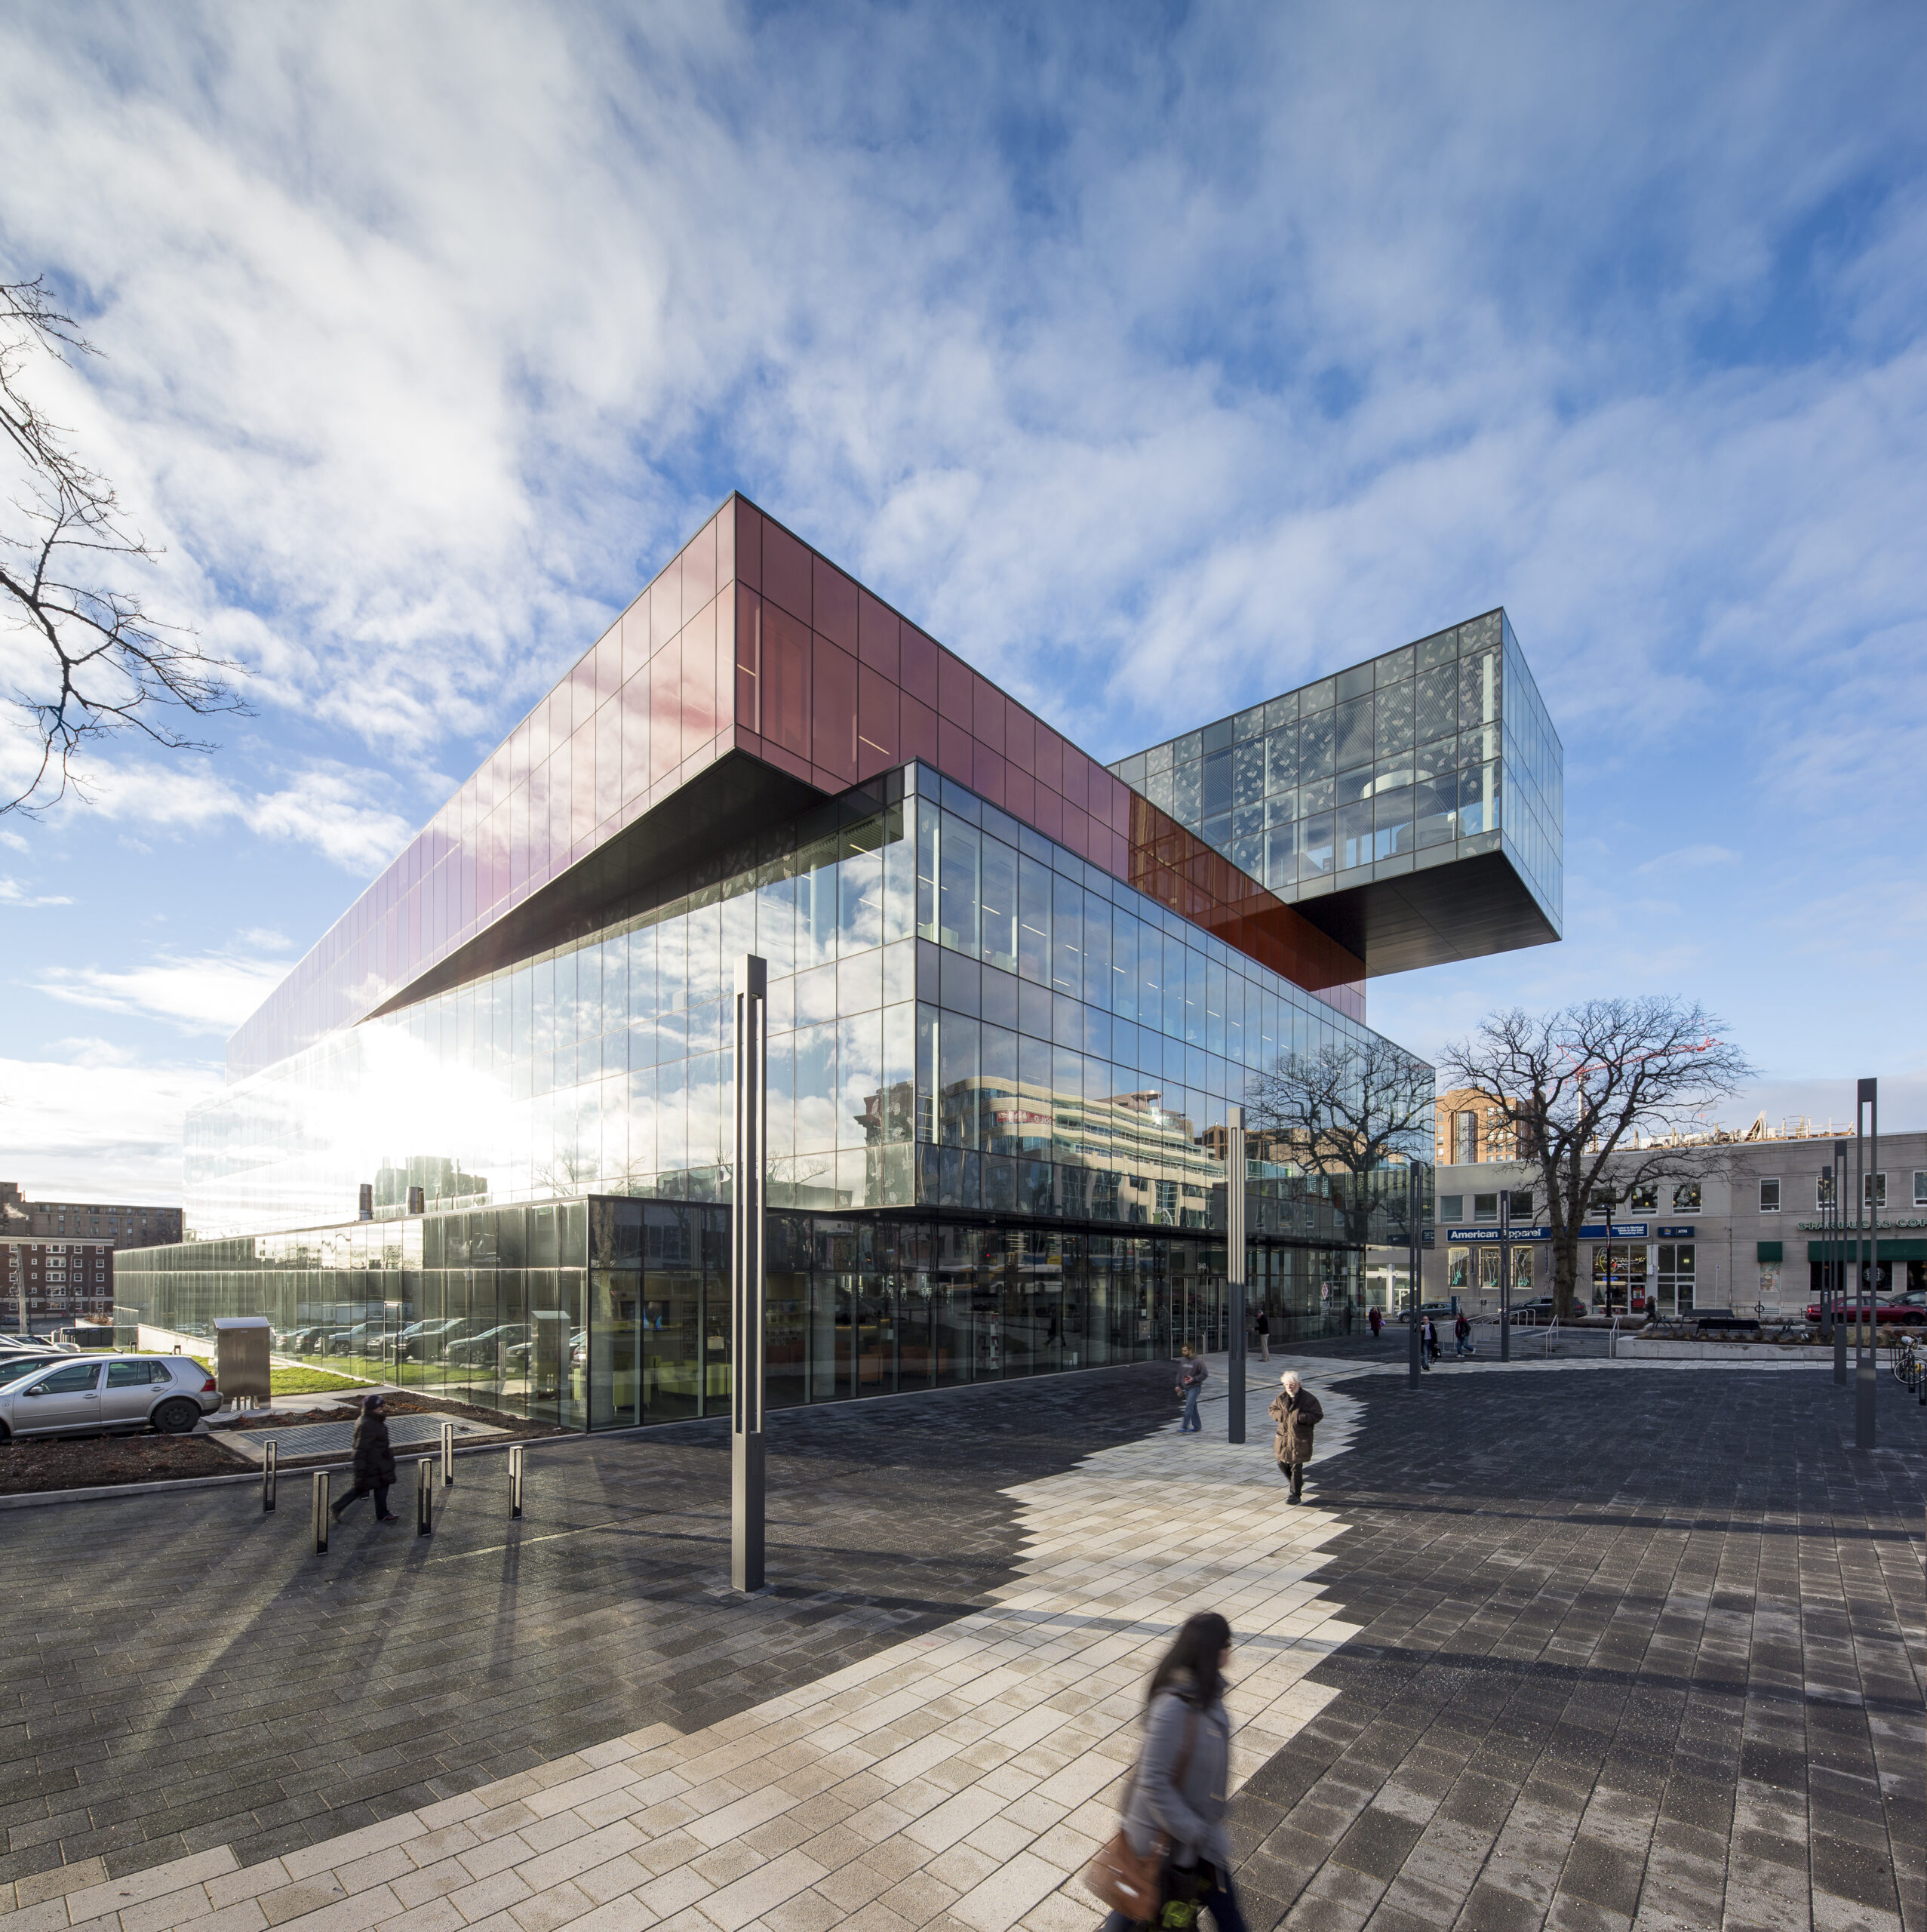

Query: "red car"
left=1804, top=1293, right=1925, bottom=1326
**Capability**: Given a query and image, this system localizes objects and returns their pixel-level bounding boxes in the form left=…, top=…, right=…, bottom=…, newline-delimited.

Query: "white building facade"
left=1425, top=1129, right=1927, bottom=1318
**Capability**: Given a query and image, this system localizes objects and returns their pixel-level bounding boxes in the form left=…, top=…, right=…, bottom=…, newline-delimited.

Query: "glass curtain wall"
left=116, top=1200, right=1367, bottom=1430
left=187, top=763, right=1431, bottom=1251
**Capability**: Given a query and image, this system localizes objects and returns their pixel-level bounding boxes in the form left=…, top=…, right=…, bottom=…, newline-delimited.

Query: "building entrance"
left=1591, top=1242, right=1647, bottom=1312
left=1656, top=1242, right=1695, bottom=1314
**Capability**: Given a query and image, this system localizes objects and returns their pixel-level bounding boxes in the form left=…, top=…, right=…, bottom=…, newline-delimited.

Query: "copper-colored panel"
left=762, top=518, right=811, bottom=623
left=858, top=590, right=899, bottom=676
left=651, top=554, right=682, bottom=654
left=622, top=597, right=651, bottom=685
left=731, top=497, right=759, bottom=589
left=734, top=586, right=761, bottom=733
left=681, top=516, right=718, bottom=613
left=762, top=601, right=811, bottom=758
left=899, top=623, right=939, bottom=706
left=857, top=662, right=898, bottom=777
left=813, top=555, right=859, bottom=653
left=649, top=635, right=683, bottom=784
left=713, top=589, right=735, bottom=738
left=1033, top=787, right=1062, bottom=841
left=971, top=672, right=1005, bottom=755
left=936, top=715, right=973, bottom=788
left=570, top=718, right=596, bottom=845
left=683, top=598, right=720, bottom=746
left=812, top=634, right=859, bottom=783
left=1034, top=722, right=1063, bottom=795
left=1061, top=744, right=1090, bottom=812
left=620, top=673, right=650, bottom=808
left=936, top=648, right=973, bottom=728
left=1005, top=766, right=1034, bottom=823
left=1061, top=802, right=1089, bottom=860
left=762, top=741, right=811, bottom=786
left=972, top=740, right=1006, bottom=808
left=900, top=691, right=939, bottom=767
left=1004, top=698, right=1035, bottom=774
left=715, top=502, right=737, bottom=590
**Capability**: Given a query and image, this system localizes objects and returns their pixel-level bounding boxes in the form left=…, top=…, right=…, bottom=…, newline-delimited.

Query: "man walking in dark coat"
left=333, top=1392, right=401, bottom=1524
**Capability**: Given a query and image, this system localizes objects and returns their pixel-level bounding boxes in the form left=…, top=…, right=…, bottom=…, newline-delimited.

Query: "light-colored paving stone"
left=2, top=1374, right=1368, bottom=1932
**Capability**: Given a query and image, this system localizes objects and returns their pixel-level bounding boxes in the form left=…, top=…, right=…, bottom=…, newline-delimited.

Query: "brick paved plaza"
left=2, top=1351, right=1922, bottom=1932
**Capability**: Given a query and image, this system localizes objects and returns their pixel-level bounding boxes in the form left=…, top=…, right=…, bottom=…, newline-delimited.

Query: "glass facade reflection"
left=122, top=494, right=1569, bottom=1435
left=1109, top=608, right=1563, bottom=961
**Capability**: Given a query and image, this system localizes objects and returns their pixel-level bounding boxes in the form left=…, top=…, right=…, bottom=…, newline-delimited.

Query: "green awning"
left=1806, top=1238, right=1927, bottom=1263
left=1756, top=1241, right=1783, bottom=1263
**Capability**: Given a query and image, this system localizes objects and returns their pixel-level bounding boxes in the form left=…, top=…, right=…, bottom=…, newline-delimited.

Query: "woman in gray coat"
left=1100, top=1611, right=1246, bottom=1932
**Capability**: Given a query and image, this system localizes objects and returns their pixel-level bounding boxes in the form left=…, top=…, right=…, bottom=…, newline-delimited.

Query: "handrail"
left=1541, top=1314, right=1560, bottom=1356
left=1609, top=1313, right=1621, bottom=1360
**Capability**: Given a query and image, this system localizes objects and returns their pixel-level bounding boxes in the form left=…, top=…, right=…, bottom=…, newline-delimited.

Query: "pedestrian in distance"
left=1088, top=1611, right=1246, bottom=1932
left=1369, top=1305, right=1383, bottom=1342
left=333, top=1392, right=400, bottom=1524
left=1425, top=1315, right=1441, bottom=1364
left=1255, top=1306, right=1271, bottom=1363
left=1269, top=1371, right=1323, bottom=1504
left=1454, top=1310, right=1474, bottom=1358
left=1176, top=1346, right=1208, bottom=1432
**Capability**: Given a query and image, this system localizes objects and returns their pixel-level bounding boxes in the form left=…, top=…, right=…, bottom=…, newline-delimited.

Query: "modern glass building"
left=118, top=496, right=1563, bottom=1427
left=1109, top=612, right=1562, bottom=975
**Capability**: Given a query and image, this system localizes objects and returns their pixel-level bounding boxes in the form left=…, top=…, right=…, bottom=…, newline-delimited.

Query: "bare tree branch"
left=1438, top=998, right=1757, bottom=1317
left=1245, top=1033, right=1434, bottom=1251
left=0, top=275, right=250, bottom=815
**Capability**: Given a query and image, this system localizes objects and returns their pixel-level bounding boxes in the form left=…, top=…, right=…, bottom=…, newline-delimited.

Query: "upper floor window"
left=1818, top=1171, right=1837, bottom=1209
left=1916, top=1171, right=1927, bottom=1209
left=1864, top=1172, right=1887, bottom=1210
left=1673, top=1183, right=1701, bottom=1212
left=1759, top=1178, right=1781, bottom=1213
left=1508, top=1190, right=1535, bottom=1220
left=1629, top=1183, right=1658, bottom=1212
left=1474, top=1193, right=1498, bottom=1222
left=1439, top=1194, right=1464, bottom=1223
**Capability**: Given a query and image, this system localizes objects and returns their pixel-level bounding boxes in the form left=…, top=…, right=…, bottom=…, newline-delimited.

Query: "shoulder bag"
left=1081, top=1709, right=1197, bottom=1923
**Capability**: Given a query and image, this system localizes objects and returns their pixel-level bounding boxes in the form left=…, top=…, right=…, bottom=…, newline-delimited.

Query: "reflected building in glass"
left=118, top=497, right=1563, bottom=1429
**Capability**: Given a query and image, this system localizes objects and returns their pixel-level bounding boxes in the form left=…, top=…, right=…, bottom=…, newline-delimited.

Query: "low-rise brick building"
left=1, top=1184, right=185, bottom=1330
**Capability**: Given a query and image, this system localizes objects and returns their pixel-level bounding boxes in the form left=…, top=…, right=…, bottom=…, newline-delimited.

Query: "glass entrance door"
left=1656, top=1244, right=1694, bottom=1313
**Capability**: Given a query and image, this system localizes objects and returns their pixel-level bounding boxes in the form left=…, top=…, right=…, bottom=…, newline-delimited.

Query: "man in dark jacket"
left=332, top=1393, right=400, bottom=1524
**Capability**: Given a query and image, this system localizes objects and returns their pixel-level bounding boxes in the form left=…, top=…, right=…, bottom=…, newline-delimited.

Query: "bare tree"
left=1439, top=998, right=1756, bottom=1318
left=1245, top=1034, right=1434, bottom=1252
left=1, top=275, right=247, bottom=814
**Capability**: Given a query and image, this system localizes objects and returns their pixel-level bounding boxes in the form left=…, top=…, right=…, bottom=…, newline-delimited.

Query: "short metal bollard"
left=263, top=1438, right=278, bottom=1514
left=416, top=1457, right=434, bottom=1537
left=509, top=1442, right=524, bottom=1520
left=441, top=1419, right=455, bottom=1487
left=312, top=1471, right=330, bottom=1554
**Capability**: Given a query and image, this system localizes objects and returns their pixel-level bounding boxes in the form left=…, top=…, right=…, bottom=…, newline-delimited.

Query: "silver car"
left=0, top=1352, right=223, bottom=1439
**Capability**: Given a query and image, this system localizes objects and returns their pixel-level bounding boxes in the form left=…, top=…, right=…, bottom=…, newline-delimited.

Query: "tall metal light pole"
left=1407, top=1164, right=1422, bottom=1389
left=1855, top=1079, right=1877, bottom=1449
left=1226, top=1105, right=1246, bottom=1445
left=1831, top=1142, right=1847, bottom=1385
left=1498, top=1184, right=1512, bottom=1363
left=732, top=955, right=768, bottom=1591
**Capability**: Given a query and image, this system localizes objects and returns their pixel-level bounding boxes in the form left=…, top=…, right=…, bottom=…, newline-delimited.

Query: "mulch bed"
left=0, top=1390, right=569, bottom=1496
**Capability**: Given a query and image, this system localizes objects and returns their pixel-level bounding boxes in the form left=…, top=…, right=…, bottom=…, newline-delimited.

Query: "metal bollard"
left=312, top=1471, right=330, bottom=1554
left=441, top=1420, right=455, bottom=1487
left=509, top=1442, right=524, bottom=1520
left=416, top=1457, right=433, bottom=1537
left=263, top=1438, right=278, bottom=1513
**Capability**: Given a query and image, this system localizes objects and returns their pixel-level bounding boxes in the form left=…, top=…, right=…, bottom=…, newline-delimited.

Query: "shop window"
left=1758, top=1178, right=1780, bottom=1213
left=1672, top=1183, right=1701, bottom=1212
left=1446, top=1245, right=1469, bottom=1289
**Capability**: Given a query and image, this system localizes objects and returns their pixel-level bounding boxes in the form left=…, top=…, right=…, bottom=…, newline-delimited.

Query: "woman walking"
left=1268, top=1371, right=1323, bottom=1504
left=1093, top=1612, right=1246, bottom=1932
left=1176, top=1346, right=1208, bottom=1432
left=331, top=1392, right=401, bottom=1525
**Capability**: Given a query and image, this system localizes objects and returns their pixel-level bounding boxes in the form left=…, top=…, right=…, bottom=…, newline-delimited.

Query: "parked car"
left=399, top=1317, right=493, bottom=1360
left=443, top=1324, right=529, bottom=1369
left=0, top=1353, right=222, bottom=1439
left=0, top=1352, right=69, bottom=1387
left=1803, top=1293, right=1925, bottom=1326
left=1511, top=1297, right=1558, bottom=1325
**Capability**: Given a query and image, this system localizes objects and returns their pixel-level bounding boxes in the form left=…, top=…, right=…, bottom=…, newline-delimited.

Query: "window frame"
left=1758, top=1177, right=1781, bottom=1214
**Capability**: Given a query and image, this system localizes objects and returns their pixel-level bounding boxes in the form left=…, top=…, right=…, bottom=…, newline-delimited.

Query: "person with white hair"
left=1268, top=1371, right=1323, bottom=1504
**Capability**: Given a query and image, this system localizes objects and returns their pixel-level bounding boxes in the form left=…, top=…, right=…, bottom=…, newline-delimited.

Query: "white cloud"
left=35, top=947, right=290, bottom=1037
left=1634, top=845, right=1741, bottom=876
left=0, top=876, right=75, bottom=907
left=0, top=1042, right=220, bottom=1201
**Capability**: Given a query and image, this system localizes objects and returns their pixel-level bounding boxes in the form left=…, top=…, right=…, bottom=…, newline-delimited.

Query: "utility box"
left=214, top=1315, right=272, bottom=1404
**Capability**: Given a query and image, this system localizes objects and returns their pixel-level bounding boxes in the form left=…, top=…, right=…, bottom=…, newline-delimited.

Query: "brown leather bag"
left=1083, top=1712, right=1197, bottom=1922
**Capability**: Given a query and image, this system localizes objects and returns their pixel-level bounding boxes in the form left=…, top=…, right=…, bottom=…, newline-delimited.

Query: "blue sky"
left=1, top=2, right=1923, bottom=1203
